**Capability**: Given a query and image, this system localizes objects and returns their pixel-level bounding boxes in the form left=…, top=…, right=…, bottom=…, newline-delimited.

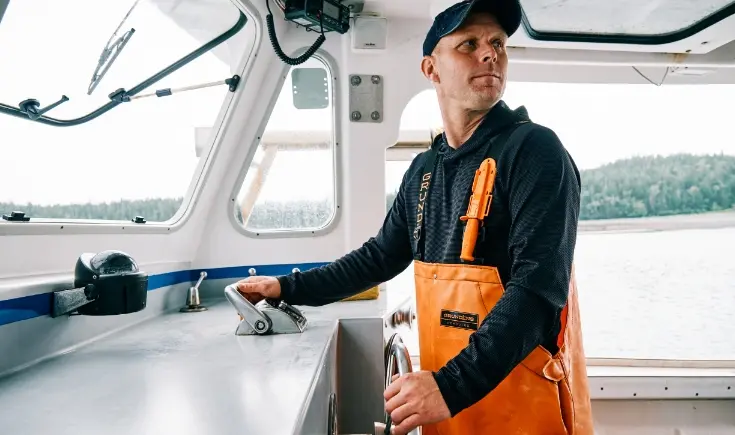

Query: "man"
left=236, top=0, right=594, bottom=433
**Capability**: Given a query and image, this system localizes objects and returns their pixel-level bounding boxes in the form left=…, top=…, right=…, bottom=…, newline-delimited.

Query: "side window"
left=234, top=57, right=337, bottom=233
left=394, top=84, right=735, bottom=364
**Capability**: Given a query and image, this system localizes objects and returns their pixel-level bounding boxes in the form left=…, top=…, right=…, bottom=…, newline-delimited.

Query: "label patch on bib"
left=440, top=310, right=479, bottom=331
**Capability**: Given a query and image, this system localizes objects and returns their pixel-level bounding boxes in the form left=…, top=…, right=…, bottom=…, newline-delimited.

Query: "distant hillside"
left=580, top=153, right=735, bottom=219
left=386, top=153, right=735, bottom=220
left=0, top=198, right=183, bottom=222
left=2, top=153, right=734, bottom=226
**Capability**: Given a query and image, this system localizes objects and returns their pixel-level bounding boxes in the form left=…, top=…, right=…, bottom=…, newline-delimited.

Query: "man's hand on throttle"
left=384, top=371, right=451, bottom=434
left=235, top=276, right=281, bottom=304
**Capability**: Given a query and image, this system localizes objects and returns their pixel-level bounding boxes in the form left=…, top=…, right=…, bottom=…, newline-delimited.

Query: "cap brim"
left=440, top=0, right=522, bottom=39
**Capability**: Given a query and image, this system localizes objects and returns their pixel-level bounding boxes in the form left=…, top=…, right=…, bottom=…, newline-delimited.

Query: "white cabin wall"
left=192, top=11, right=436, bottom=274
left=338, top=17, right=433, bottom=252
left=193, top=5, right=349, bottom=271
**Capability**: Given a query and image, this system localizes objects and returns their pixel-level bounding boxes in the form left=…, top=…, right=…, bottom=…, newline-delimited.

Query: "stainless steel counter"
left=0, top=292, right=402, bottom=435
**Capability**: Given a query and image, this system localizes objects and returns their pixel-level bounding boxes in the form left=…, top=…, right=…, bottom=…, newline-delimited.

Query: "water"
left=575, top=227, right=735, bottom=360
left=386, top=227, right=735, bottom=361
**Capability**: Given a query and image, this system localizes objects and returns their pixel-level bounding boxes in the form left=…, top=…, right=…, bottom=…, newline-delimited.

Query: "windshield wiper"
left=0, top=11, right=247, bottom=127
left=88, top=0, right=140, bottom=95
left=88, top=28, right=135, bottom=96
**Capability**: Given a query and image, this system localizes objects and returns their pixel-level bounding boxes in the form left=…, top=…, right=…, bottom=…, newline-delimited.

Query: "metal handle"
left=384, top=334, right=419, bottom=435
left=193, top=271, right=207, bottom=290
left=327, top=393, right=337, bottom=435
left=385, top=334, right=413, bottom=389
left=224, top=284, right=271, bottom=334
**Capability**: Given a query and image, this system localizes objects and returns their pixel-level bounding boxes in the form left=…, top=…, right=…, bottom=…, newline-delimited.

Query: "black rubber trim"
left=0, top=11, right=247, bottom=127
left=520, top=1, right=735, bottom=45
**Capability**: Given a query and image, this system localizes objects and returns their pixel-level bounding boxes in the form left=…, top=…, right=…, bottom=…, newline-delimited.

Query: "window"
left=394, top=84, right=735, bottom=362
left=0, top=0, right=247, bottom=223
left=386, top=90, right=442, bottom=211
left=234, top=57, right=337, bottom=234
left=520, top=0, right=735, bottom=37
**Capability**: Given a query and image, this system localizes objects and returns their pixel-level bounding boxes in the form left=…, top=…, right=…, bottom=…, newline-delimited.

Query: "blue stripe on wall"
left=0, top=293, right=53, bottom=326
left=0, top=262, right=327, bottom=327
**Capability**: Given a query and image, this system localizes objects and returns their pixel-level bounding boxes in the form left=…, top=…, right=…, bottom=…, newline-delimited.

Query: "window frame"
left=0, top=3, right=257, bottom=236
left=228, top=48, right=343, bottom=239
left=520, top=1, right=735, bottom=45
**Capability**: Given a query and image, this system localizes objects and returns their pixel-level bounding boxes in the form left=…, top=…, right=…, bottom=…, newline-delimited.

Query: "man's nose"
left=479, top=44, right=498, bottom=63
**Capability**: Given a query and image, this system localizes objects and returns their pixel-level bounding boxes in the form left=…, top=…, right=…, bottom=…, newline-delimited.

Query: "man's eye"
left=461, top=40, right=476, bottom=48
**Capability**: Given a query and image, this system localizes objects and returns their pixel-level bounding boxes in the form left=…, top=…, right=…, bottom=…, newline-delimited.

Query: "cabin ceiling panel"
left=364, top=0, right=735, bottom=54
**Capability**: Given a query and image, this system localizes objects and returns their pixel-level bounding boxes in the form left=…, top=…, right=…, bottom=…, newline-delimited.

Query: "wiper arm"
left=88, top=0, right=140, bottom=95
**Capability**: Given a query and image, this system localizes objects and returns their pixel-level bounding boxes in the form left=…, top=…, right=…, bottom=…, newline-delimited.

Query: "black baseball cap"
left=423, top=0, right=522, bottom=56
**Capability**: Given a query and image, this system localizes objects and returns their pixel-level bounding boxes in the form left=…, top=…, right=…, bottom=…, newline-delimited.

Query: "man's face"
left=422, top=12, right=508, bottom=110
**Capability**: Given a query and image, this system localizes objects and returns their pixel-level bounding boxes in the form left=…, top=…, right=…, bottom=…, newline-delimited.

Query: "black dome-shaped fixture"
left=52, top=250, right=148, bottom=317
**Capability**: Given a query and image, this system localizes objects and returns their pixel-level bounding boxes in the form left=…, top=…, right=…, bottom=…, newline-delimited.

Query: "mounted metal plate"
left=291, top=67, right=329, bottom=109
left=348, top=74, right=383, bottom=123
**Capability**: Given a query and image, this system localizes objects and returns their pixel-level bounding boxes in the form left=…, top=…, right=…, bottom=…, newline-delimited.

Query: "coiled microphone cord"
left=266, top=0, right=326, bottom=66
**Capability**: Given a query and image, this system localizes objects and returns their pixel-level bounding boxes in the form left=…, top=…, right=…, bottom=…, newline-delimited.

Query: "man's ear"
left=421, top=56, right=440, bottom=84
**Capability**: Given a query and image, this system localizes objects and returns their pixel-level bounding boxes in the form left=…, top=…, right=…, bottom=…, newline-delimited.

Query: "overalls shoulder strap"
left=411, top=147, right=439, bottom=260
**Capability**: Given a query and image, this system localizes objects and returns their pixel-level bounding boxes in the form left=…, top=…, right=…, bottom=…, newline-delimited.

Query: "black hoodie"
left=278, top=100, right=581, bottom=416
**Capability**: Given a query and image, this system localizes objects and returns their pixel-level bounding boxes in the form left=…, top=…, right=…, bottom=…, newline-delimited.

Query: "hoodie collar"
left=433, top=100, right=530, bottom=161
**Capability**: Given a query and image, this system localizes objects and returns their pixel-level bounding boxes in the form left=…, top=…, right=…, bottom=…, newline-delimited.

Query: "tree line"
left=2, top=153, right=734, bottom=225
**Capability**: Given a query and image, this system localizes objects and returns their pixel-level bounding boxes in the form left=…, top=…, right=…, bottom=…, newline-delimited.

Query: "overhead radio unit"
left=266, top=0, right=352, bottom=65
left=284, top=0, right=350, bottom=34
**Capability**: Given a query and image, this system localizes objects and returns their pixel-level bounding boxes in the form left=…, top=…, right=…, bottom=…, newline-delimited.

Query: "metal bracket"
left=348, top=74, right=383, bottom=123
left=52, top=285, right=98, bottom=317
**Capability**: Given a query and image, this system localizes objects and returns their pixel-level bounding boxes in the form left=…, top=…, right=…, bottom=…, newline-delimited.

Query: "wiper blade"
left=88, top=28, right=135, bottom=96
left=87, top=0, right=140, bottom=95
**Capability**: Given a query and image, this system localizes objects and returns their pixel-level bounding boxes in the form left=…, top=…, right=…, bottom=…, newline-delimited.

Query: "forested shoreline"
left=3, top=153, right=734, bottom=226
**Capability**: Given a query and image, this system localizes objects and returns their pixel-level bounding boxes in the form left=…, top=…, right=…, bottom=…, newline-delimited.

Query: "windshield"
left=0, top=0, right=249, bottom=222
left=0, top=0, right=245, bottom=123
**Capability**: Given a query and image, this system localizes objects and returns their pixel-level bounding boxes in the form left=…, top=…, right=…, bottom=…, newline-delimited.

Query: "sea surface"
left=386, top=227, right=735, bottom=361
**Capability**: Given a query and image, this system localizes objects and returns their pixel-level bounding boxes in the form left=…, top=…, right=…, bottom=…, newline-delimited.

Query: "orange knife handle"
left=460, top=218, right=480, bottom=262
left=459, top=158, right=497, bottom=262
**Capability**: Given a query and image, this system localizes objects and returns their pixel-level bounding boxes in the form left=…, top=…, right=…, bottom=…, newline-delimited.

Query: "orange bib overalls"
left=411, top=123, right=594, bottom=434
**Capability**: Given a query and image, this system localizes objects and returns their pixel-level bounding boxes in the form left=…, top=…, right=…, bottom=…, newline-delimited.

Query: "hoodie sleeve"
left=432, top=126, right=581, bottom=416
left=276, top=163, right=417, bottom=306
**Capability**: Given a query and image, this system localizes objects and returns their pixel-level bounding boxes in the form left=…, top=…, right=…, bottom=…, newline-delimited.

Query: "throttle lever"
left=224, top=284, right=272, bottom=334
left=224, top=284, right=308, bottom=335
